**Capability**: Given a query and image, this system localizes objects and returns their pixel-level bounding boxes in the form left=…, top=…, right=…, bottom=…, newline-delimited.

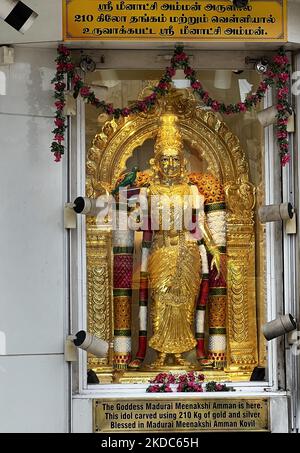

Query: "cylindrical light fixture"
left=73, top=196, right=99, bottom=216
left=74, top=330, right=109, bottom=358
left=0, top=0, right=38, bottom=33
left=257, top=105, right=292, bottom=128
left=262, top=314, right=297, bottom=341
left=230, top=0, right=249, bottom=7
left=258, top=202, right=294, bottom=223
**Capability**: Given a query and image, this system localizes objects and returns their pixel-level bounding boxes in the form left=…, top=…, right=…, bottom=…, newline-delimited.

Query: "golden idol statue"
left=146, top=113, right=201, bottom=367
left=111, top=110, right=227, bottom=370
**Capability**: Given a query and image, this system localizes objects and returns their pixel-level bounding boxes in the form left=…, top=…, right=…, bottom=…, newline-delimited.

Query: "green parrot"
left=111, top=166, right=139, bottom=195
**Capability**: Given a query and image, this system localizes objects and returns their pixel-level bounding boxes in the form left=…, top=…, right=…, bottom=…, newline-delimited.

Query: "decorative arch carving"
left=86, top=89, right=258, bottom=378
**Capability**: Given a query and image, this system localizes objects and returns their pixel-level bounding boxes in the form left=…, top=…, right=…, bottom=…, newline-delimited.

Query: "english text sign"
left=93, top=398, right=269, bottom=432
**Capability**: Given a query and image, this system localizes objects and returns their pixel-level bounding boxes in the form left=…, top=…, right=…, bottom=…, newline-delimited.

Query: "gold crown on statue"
left=154, top=112, right=184, bottom=157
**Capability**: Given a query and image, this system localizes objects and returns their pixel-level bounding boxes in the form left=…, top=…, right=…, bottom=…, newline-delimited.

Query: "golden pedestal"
left=93, top=367, right=252, bottom=384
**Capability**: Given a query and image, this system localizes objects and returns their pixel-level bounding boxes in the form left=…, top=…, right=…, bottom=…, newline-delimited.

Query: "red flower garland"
left=51, top=44, right=291, bottom=166
left=145, top=371, right=231, bottom=393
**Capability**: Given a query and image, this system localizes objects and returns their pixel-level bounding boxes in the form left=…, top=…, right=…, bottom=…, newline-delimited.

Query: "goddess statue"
left=112, top=111, right=227, bottom=370
left=145, top=113, right=201, bottom=367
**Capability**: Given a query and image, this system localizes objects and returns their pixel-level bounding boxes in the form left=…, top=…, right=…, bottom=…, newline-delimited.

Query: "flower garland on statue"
left=51, top=44, right=291, bottom=166
left=146, top=371, right=233, bottom=393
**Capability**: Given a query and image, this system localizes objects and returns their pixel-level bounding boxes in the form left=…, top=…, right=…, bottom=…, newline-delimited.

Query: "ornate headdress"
left=154, top=112, right=184, bottom=157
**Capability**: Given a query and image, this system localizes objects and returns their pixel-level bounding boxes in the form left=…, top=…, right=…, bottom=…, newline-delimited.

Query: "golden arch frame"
left=86, top=90, right=258, bottom=380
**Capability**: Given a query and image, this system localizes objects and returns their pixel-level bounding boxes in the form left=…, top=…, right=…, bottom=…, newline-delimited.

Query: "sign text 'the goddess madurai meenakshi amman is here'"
left=93, top=399, right=269, bottom=432
left=64, top=0, right=287, bottom=42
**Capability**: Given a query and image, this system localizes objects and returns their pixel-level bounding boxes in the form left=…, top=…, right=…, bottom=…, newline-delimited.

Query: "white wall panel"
left=0, top=0, right=62, bottom=45
left=0, top=114, right=65, bottom=355
left=0, top=48, right=57, bottom=116
left=0, top=46, right=68, bottom=433
left=0, top=355, right=67, bottom=433
left=72, top=399, right=92, bottom=433
left=288, top=0, right=300, bottom=44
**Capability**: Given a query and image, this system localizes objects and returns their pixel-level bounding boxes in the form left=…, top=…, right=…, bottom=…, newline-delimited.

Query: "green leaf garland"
left=51, top=44, right=291, bottom=166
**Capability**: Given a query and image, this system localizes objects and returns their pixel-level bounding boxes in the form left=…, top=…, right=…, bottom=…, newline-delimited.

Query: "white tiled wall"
left=0, top=48, right=56, bottom=116
left=0, top=114, right=65, bottom=355
left=0, top=47, right=68, bottom=432
left=0, top=355, right=68, bottom=433
left=288, top=0, right=300, bottom=44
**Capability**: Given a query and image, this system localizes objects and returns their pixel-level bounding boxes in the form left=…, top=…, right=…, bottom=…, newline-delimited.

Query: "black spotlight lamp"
left=231, top=0, right=249, bottom=7
left=0, top=0, right=38, bottom=33
left=79, top=55, right=96, bottom=73
left=255, top=58, right=269, bottom=74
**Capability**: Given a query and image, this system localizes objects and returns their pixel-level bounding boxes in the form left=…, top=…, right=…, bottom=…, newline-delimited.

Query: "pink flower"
left=158, top=81, right=169, bottom=91
left=278, top=72, right=289, bottom=82
left=179, top=374, right=187, bottom=383
left=258, top=82, right=268, bottom=91
left=55, top=101, right=65, bottom=111
left=281, top=153, right=290, bottom=166
left=276, top=104, right=285, bottom=111
left=277, top=131, right=288, bottom=139
left=191, top=81, right=202, bottom=90
left=106, top=104, right=114, bottom=115
left=211, top=100, right=220, bottom=112
left=54, top=118, right=65, bottom=128
left=55, top=82, right=66, bottom=91
left=216, top=384, right=224, bottom=391
left=166, top=67, right=176, bottom=77
left=56, top=63, right=65, bottom=72
left=266, top=69, right=275, bottom=78
left=187, top=371, right=196, bottom=381
left=65, top=63, right=75, bottom=72
left=54, top=151, right=61, bottom=162
left=54, top=133, right=64, bottom=142
left=122, top=108, right=130, bottom=117
left=164, top=384, right=173, bottom=392
left=237, top=102, right=247, bottom=112
left=167, top=374, right=176, bottom=384
left=58, top=45, right=70, bottom=56
left=273, top=55, right=289, bottom=66
left=278, top=118, right=288, bottom=126
left=184, top=67, right=194, bottom=77
left=277, top=87, right=289, bottom=99
left=249, top=95, right=259, bottom=104
left=177, top=383, right=184, bottom=392
left=80, top=86, right=90, bottom=97
left=146, top=382, right=173, bottom=393
left=198, top=373, right=205, bottom=381
left=174, top=52, right=188, bottom=62
left=138, top=101, right=148, bottom=112
left=151, top=373, right=163, bottom=383
left=72, top=74, right=81, bottom=85
left=203, top=92, right=210, bottom=102
left=149, top=92, right=157, bottom=101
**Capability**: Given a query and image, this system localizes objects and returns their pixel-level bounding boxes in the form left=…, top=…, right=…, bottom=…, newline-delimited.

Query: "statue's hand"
left=211, top=251, right=227, bottom=281
left=210, top=249, right=221, bottom=278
